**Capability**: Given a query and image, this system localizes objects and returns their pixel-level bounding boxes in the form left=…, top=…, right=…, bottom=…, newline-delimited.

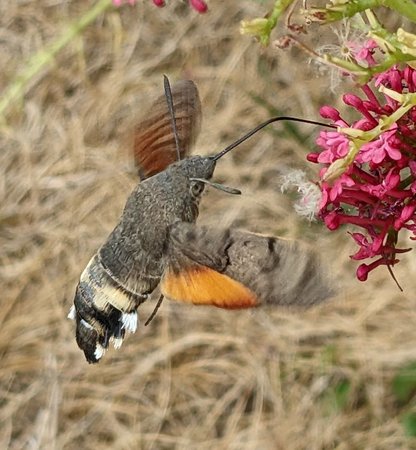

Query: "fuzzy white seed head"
left=280, top=170, right=321, bottom=221
left=312, top=18, right=369, bottom=92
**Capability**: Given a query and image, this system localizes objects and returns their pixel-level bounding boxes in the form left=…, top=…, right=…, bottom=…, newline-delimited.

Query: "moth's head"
left=173, top=156, right=216, bottom=200
left=174, top=155, right=241, bottom=197
left=178, top=155, right=216, bottom=180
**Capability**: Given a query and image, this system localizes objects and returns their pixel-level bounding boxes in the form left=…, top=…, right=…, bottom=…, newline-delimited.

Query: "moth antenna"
left=190, top=177, right=241, bottom=195
left=144, top=294, right=165, bottom=326
left=163, top=75, right=182, bottom=162
left=212, top=116, right=337, bottom=161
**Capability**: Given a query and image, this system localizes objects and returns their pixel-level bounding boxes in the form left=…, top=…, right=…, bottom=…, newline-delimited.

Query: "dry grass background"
left=1, top=1, right=416, bottom=449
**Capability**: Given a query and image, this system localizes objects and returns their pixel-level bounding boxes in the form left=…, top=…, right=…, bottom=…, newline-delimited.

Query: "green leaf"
left=322, top=379, right=351, bottom=413
left=333, top=380, right=351, bottom=410
left=401, top=411, right=416, bottom=437
left=392, top=362, right=416, bottom=403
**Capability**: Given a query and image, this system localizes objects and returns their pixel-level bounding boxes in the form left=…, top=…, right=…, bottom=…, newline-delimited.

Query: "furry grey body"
left=72, top=156, right=216, bottom=363
left=100, top=157, right=213, bottom=295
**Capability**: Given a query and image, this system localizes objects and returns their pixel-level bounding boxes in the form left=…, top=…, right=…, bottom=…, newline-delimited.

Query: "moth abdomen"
left=85, top=254, right=149, bottom=312
left=69, top=254, right=149, bottom=363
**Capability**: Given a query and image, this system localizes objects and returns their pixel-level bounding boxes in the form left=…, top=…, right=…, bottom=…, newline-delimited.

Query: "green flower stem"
left=322, top=55, right=369, bottom=79
left=0, top=0, right=112, bottom=121
left=324, top=52, right=414, bottom=85
left=268, top=0, right=294, bottom=28
left=366, top=11, right=416, bottom=61
left=281, top=34, right=372, bottom=79
left=307, top=0, right=379, bottom=23
left=295, top=9, right=416, bottom=84
left=383, top=0, right=416, bottom=23
left=366, top=54, right=411, bottom=76
left=308, top=0, right=416, bottom=23
left=283, top=31, right=411, bottom=84
left=240, top=0, right=295, bottom=45
left=314, top=10, right=416, bottom=84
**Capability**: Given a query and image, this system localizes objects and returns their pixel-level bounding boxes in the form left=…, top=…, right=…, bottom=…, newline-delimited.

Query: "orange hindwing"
left=161, top=266, right=258, bottom=309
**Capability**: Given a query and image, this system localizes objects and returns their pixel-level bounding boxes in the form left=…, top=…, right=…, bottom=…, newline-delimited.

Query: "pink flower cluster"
left=113, top=0, right=208, bottom=13
left=308, top=65, right=416, bottom=281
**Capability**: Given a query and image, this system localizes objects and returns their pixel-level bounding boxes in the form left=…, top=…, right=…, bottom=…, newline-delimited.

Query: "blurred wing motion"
left=161, top=222, right=335, bottom=308
left=133, top=80, right=202, bottom=179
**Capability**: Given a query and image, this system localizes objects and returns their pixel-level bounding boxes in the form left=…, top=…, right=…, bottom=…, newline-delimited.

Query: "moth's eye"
left=190, top=180, right=205, bottom=198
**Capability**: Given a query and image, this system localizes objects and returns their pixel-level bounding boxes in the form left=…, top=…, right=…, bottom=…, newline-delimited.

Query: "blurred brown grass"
left=1, top=1, right=416, bottom=449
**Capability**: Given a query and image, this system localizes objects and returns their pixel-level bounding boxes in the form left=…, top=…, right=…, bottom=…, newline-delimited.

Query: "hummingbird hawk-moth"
left=68, top=77, right=334, bottom=363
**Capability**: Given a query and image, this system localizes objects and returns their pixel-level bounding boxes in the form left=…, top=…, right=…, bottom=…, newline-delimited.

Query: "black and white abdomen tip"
left=68, top=254, right=144, bottom=363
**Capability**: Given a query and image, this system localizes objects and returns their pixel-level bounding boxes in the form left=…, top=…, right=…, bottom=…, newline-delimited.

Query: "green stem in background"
left=307, top=0, right=416, bottom=23
left=287, top=8, right=416, bottom=85
left=240, top=0, right=295, bottom=45
left=382, top=0, right=416, bottom=22
left=365, top=9, right=416, bottom=60
left=242, top=0, right=416, bottom=47
left=322, top=51, right=413, bottom=85
left=306, top=0, right=380, bottom=23
left=0, top=0, right=112, bottom=122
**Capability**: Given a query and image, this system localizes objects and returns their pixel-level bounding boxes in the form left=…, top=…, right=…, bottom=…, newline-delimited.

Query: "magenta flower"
left=329, top=172, right=355, bottom=201
left=308, top=59, right=416, bottom=282
left=360, top=168, right=401, bottom=199
left=349, top=39, right=378, bottom=67
left=189, top=0, right=208, bottom=13
left=315, top=131, right=350, bottom=163
left=349, top=231, right=384, bottom=260
left=357, top=125, right=402, bottom=164
left=394, top=204, right=416, bottom=230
